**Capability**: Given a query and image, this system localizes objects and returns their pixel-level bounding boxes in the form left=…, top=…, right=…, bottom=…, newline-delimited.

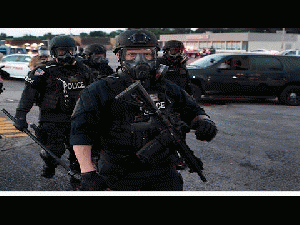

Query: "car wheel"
left=279, top=85, right=300, bottom=106
left=190, top=83, right=204, bottom=102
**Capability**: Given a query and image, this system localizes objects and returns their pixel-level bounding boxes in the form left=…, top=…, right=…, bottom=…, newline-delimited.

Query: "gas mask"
left=90, top=54, right=109, bottom=65
left=165, top=47, right=188, bottom=66
left=121, top=48, right=159, bottom=81
left=55, top=47, right=76, bottom=65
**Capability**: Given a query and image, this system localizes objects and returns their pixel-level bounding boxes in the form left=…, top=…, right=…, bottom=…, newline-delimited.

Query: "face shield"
left=54, top=47, right=76, bottom=65
left=121, top=47, right=158, bottom=80
left=90, top=53, right=108, bottom=64
left=165, top=46, right=187, bottom=65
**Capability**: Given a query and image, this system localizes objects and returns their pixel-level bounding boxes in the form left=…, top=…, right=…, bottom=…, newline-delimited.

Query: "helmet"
left=114, top=29, right=160, bottom=54
left=84, top=44, right=106, bottom=56
left=113, top=29, right=160, bottom=81
left=163, top=40, right=185, bottom=56
left=84, top=44, right=108, bottom=64
left=163, top=40, right=187, bottom=65
left=49, top=35, right=77, bottom=64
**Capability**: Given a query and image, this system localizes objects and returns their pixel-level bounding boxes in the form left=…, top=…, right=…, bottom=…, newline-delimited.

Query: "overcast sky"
left=0, top=28, right=126, bottom=37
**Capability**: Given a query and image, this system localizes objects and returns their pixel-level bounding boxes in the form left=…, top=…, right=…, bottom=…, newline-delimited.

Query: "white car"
left=0, top=54, right=33, bottom=79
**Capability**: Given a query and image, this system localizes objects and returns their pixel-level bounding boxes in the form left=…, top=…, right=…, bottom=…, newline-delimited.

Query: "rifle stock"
left=115, top=81, right=207, bottom=182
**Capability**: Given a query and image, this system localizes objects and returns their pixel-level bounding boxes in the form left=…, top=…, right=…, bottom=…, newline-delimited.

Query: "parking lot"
left=0, top=51, right=299, bottom=192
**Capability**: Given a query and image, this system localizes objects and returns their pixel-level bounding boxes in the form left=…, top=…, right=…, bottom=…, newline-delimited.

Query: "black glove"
left=80, top=171, right=108, bottom=191
left=14, top=110, right=28, bottom=131
left=193, top=117, right=218, bottom=142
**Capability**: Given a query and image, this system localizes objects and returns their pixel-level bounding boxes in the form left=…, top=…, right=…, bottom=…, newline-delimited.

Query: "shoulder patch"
left=34, top=68, right=45, bottom=76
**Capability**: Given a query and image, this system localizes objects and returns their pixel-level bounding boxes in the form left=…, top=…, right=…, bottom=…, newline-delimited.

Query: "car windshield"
left=189, top=54, right=225, bottom=68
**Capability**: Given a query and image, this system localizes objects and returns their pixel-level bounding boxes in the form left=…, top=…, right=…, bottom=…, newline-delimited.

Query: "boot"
left=40, top=149, right=58, bottom=179
left=41, top=164, right=56, bottom=178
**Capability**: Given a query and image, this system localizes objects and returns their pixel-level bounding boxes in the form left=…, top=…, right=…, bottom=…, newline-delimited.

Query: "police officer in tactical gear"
left=83, top=44, right=113, bottom=81
left=71, top=29, right=217, bottom=191
left=14, top=35, right=93, bottom=187
left=159, top=40, right=193, bottom=95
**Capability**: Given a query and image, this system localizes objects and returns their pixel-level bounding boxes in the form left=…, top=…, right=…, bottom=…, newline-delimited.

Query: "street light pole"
left=281, top=28, right=286, bottom=51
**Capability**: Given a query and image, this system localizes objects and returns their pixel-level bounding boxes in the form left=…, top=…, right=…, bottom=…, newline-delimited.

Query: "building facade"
left=159, top=31, right=300, bottom=52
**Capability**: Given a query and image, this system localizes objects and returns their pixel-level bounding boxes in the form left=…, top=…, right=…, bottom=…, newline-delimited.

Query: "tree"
left=109, top=30, right=124, bottom=37
left=0, top=33, right=7, bottom=39
left=80, top=32, right=89, bottom=37
left=89, top=31, right=108, bottom=37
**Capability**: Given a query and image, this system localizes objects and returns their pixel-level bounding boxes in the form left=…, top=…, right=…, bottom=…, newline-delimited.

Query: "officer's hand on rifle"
left=191, top=115, right=218, bottom=142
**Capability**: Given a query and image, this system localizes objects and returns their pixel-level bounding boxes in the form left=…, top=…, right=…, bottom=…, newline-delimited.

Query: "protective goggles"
left=121, top=48, right=157, bottom=62
left=55, top=47, right=76, bottom=56
left=168, top=47, right=184, bottom=57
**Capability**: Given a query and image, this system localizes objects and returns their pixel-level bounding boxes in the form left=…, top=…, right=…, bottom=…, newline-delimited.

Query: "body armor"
left=18, top=60, right=93, bottom=123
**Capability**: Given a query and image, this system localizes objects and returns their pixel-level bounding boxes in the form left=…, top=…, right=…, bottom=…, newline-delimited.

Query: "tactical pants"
left=101, top=167, right=184, bottom=191
left=36, top=122, right=79, bottom=172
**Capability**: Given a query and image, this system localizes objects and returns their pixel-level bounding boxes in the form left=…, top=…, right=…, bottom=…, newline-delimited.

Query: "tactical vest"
left=40, top=63, right=90, bottom=115
left=100, top=73, right=178, bottom=154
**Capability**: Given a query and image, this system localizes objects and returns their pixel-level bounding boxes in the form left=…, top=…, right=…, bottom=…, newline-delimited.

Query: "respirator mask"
left=55, top=47, right=76, bottom=65
left=121, top=47, right=159, bottom=81
left=90, top=54, right=109, bottom=65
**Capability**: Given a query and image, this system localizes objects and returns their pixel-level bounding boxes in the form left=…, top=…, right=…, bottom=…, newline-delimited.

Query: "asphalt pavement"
left=0, top=52, right=299, bottom=192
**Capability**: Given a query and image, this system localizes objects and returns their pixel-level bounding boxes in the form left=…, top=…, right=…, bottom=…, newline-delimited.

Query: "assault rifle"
left=115, top=81, right=207, bottom=182
left=1, top=108, right=81, bottom=180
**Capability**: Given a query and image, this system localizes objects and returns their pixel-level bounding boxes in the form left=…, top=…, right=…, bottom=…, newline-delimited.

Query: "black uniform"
left=83, top=60, right=114, bottom=81
left=70, top=72, right=207, bottom=191
left=158, top=57, right=193, bottom=95
left=15, top=59, right=93, bottom=177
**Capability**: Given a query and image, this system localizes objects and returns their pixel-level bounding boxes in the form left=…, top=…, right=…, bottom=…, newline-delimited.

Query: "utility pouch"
left=136, top=130, right=173, bottom=165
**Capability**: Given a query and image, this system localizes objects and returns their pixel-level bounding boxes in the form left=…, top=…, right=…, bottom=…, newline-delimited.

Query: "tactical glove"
left=192, top=116, right=218, bottom=142
left=80, top=171, right=108, bottom=191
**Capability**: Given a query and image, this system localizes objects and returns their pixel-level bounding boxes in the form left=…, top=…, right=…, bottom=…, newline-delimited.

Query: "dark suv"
left=187, top=53, right=300, bottom=105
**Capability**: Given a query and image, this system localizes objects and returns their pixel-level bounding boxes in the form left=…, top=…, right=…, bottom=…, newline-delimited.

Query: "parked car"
left=0, top=54, right=33, bottom=79
left=279, top=50, right=300, bottom=56
left=187, top=49, right=201, bottom=58
left=249, top=49, right=280, bottom=55
left=187, top=53, right=300, bottom=106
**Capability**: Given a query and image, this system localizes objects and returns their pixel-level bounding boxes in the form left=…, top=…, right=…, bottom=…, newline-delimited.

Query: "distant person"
left=83, top=44, right=113, bottom=81
left=158, top=40, right=192, bottom=95
left=29, top=46, right=51, bottom=71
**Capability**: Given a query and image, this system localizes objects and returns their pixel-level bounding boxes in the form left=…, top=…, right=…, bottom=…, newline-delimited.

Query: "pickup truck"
left=187, top=53, right=300, bottom=106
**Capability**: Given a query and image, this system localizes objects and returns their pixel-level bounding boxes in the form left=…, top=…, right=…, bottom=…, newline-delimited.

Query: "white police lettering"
left=142, top=93, right=165, bottom=115
left=25, top=76, right=34, bottom=84
left=63, top=81, right=85, bottom=90
left=149, top=93, right=165, bottom=110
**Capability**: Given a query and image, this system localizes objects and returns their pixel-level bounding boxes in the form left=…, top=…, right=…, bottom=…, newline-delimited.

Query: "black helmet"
left=49, top=35, right=76, bottom=56
left=163, top=40, right=187, bottom=65
left=113, top=29, right=160, bottom=54
left=84, top=44, right=108, bottom=64
left=49, top=35, right=77, bottom=64
left=84, top=44, right=106, bottom=55
left=163, top=40, right=185, bottom=53
left=113, top=29, right=160, bottom=81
